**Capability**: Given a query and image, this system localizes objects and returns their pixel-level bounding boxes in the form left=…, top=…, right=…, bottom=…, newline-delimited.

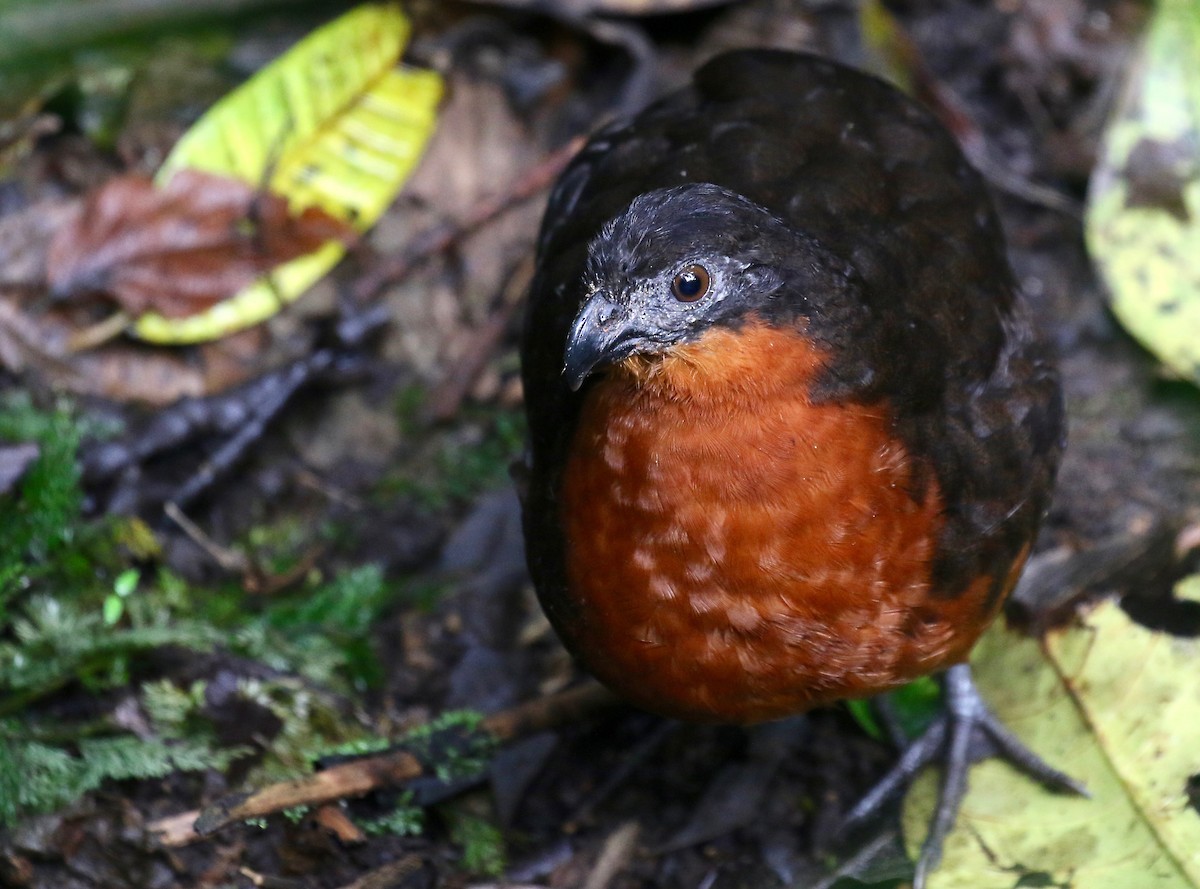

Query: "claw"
left=841, top=663, right=1087, bottom=888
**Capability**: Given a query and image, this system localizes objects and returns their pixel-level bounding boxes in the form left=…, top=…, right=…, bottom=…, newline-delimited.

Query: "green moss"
left=360, top=791, right=424, bottom=837
left=252, top=563, right=394, bottom=689
left=0, top=393, right=512, bottom=830
left=0, top=397, right=240, bottom=824
left=231, top=676, right=372, bottom=784
left=402, top=710, right=494, bottom=783
left=449, top=810, right=507, bottom=877
left=0, top=726, right=245, bottom=825
left=433, top=409, right=525, bottom=504
left=381, top=404, right=525, bottom=511
left=0, top=393, right=86, bottom=619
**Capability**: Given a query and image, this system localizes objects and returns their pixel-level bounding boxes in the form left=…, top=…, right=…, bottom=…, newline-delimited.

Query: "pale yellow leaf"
left=134, top=4, right=442, bottom=343
left=1086, top=0, right=1200, bottom=385
left=903, top=603, right=1200, bottom=887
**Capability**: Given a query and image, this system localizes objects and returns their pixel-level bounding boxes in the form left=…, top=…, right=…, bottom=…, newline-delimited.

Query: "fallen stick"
left=352, top=136, right=585, bottom=303
left=149, top=681, right=619, bottom=846
left=426, top=253, right=533, bottom=422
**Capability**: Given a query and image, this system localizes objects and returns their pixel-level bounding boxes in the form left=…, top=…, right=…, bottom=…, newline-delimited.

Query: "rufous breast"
left=559, top=319, right=1001, bottom=722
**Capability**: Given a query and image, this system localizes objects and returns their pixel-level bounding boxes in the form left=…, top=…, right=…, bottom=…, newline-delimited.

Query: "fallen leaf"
left=0, top=198, right=81, bottom=285
left=1047, top=593, right=1200, bottom=881
left=902, top=599, right=1200, bottom=887
left=0, top=293, right=213, bottom=403
left=1086, top=0, right=1200, bottom=386
left=66, top=342, right=217, bottom=404
left=46, top=168, right=354, bottom=319
left=134, top=3, right=442, bottom=344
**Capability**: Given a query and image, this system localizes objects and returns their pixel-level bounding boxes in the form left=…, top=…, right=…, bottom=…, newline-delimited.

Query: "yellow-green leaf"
left=136, top=3, right=442, bottom=344
left=857, top=0, right=917, bottom=95
left=1086, top=0, right=1200, bottom=385
left=902, top=603, right=1200, bottom=888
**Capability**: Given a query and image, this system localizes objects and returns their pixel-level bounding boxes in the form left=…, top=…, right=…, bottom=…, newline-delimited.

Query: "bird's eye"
left=671, top=264, right=710, bottom=302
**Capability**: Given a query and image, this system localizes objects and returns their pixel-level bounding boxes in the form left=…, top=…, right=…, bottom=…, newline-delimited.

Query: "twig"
left=870, top=5, right=1080, bottom=217
left=1008, top=518, right=1180, bottom=632
left=352, top=137, right=584, bottom=304
left=236, top=866, right=306, bottom=889
left=165, top=358, right=314, bottom=510
left=293, top=466, right=365, bottom=510
left=927, top=80, right=1080, bottom=217
left=311, top=804, right=367, bottom=845
left=582, top=822, right=641, bottom=889
left=148, top=681, right=619, bottom=846
left=243, top=543, right=325, bottom=597
left=335, top=856, right=424, bottom=889
left=426, top=253, right=533, bottom=422
left=809, top=829, right=903, bottom=889
left=167, top=484, right=324, bottom=593
left=482, top=680, right=619, bottom=743
left=80, top=308, right=387, bottom=514
left=164, top=501, right=251, bottom=574
left=64, top=310, right=131, bottom=353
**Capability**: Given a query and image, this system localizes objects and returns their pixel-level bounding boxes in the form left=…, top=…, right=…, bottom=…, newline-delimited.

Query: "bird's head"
left=563, top=182, right=840, bottom=390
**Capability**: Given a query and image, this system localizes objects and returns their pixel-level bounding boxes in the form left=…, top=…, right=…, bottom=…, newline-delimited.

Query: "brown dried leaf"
left=46, top=168, right=355, bottom=319
left=66, top=343, right=210, bottom=403
left=0, top=290, right=264, bottom=405
left=0, top=198, right=80, bottom=285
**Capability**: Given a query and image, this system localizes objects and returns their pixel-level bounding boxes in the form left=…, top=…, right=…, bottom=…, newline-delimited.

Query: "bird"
left=517, top=49, right=1082, bottom=885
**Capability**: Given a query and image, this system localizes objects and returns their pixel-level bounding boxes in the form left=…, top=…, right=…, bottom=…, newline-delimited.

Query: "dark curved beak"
left=563, top=293, right=647, bottom=391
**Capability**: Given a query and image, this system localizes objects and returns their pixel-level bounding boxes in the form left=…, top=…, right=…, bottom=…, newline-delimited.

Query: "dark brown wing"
left=520, top=50, right=1063, bottom=628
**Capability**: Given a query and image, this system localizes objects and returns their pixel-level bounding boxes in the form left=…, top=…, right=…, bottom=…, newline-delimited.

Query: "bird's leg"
left=842, top=663, right=1087, bottom=888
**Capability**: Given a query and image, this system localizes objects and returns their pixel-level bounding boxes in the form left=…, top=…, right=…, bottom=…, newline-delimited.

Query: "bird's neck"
left=612, top=317, right=826, bottom=405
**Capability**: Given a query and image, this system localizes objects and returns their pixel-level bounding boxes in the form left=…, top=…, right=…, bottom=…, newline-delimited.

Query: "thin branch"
left=426, top=253, right=533, bottom=422
left=148, top=681, right=620, bottom=846
left=352, top=136, right=585, bottom=303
